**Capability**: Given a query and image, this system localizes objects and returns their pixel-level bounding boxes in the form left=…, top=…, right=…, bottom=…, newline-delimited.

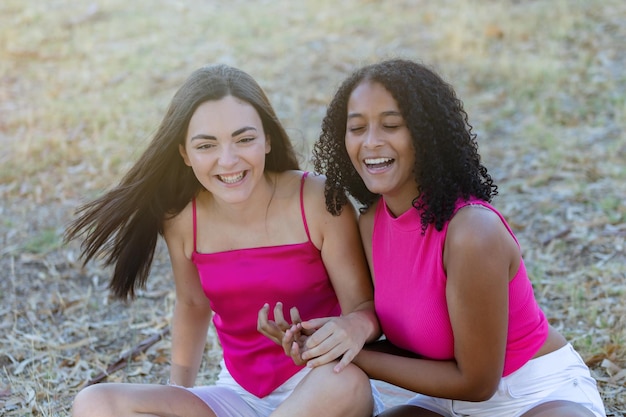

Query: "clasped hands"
left=257, top=302, right=367, bottom=373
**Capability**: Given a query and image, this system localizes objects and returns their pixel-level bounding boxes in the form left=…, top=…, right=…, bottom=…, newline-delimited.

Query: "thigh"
left=520, top=400, right=597, bottom=417
left=72, top=383, right=215, bottom=417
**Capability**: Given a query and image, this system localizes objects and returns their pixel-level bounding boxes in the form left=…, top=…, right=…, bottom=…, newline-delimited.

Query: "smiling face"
left=179, top=95, right=271, bottom=205
left=345, top=81, right=418, bottom=216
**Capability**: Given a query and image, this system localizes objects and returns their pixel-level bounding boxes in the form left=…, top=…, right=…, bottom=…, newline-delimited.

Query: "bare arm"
left=163, top=207, right=213, bottom=387
left=353, top=206, right=518, bottom=401
left=357, top=200, right=377, bottom=280
left=295, top=175, right=380, bottom=371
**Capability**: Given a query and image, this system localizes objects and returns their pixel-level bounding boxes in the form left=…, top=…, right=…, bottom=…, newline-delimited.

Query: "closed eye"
left=197, top=143, right=216, bottom=150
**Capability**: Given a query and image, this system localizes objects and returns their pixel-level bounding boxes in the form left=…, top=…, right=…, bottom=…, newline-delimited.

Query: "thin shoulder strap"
left=299, top=172, right=312, bottom=242
left=192, top=197, right=198, bottom=252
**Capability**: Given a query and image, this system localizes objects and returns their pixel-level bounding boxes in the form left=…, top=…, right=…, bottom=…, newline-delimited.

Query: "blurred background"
left=1, top=1, right=624, bottom=415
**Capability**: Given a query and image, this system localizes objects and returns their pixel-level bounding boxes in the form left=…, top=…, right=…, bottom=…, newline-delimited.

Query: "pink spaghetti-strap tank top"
left=372, top=197, right=548, bottom=376
left=191, top=172, right=341, bottom=397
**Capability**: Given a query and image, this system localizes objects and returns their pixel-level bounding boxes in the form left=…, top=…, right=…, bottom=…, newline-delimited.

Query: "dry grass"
left=1, top=0, right=625, bottom=415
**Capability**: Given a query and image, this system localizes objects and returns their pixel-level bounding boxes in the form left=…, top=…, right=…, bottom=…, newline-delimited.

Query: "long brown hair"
left=65, top=64, right=299, bottom=299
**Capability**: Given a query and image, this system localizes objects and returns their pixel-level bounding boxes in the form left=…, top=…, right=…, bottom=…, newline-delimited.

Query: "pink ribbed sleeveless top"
left=190, top=172, right=340, bottom=397
left=372, top=197, right=548, bottom=376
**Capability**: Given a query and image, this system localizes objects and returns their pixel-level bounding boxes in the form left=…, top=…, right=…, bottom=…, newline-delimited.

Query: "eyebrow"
left=347, top=110, right=402, bottom=119
left=191, top=126, right=258, bottom=141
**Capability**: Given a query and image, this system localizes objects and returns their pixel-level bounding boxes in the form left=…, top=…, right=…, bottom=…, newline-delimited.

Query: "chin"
left=363, top=182, right=388, bottom=195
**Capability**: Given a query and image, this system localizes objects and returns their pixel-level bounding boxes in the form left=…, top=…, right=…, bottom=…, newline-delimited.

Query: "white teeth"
left=364, top=158, right=393, bottom=165
left=219, top=172, right=245, bottom=184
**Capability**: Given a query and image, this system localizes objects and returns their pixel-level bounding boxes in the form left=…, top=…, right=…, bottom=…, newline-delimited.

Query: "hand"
left=257, top=302, right=302, bottom=346
left=281, top=323, right=312, bottom=366
left=297, top=313, right=370, bottom=373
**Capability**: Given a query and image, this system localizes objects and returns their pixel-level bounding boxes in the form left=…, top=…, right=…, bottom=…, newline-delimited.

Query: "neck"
left=382, top=193, right=418, bottom=218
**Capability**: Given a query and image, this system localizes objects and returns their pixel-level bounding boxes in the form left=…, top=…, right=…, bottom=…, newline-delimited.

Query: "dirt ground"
left=1, top=1, right=625, bottom=415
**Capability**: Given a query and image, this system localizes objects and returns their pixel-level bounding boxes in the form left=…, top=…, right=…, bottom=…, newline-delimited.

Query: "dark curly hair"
left=313, top=58, right=497, bottom=232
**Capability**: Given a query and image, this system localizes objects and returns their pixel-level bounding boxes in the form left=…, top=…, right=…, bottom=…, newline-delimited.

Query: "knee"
left=328, top=363, right=374, bottom=415
left=71, top=384, right=116, bottom=417
left=292, top=363, right=375, bottom=417
left=341, top=363, right=372, bottom=394
left=317, top=362, right=372, bottom=400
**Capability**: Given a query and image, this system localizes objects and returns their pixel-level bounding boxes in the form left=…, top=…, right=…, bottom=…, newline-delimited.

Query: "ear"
left=265, top=135, right=271, bottom=154
left=179, top=144, right=191, bottom=166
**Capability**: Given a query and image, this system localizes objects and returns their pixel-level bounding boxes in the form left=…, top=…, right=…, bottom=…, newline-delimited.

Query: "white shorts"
left=406, top=344, right=606, bottom=417
left=185, top=360, right=385, bottom=417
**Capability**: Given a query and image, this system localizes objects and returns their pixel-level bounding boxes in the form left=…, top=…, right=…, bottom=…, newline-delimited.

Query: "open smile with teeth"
left=364, top=157, right=394, bottom=169
left=218, top=171, right=246, bottom=184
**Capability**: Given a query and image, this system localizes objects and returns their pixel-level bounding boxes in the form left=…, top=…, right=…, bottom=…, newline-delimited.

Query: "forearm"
left=363, top=339, right=419, bottom=357
left=169, top=302, right=212, bottom=387
left=353, top=349, right=496, bottom=401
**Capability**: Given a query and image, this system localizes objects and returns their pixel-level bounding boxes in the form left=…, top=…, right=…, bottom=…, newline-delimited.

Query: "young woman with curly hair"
left=309, top=59, right=606, bottom=417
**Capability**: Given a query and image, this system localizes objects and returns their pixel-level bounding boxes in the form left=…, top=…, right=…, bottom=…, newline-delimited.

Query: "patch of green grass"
left=21, top=228, right=62, bottom=254
left=598, top=196, right=624, bottom=224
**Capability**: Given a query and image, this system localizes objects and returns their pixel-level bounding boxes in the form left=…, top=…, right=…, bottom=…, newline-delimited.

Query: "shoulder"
left=163, top=201, right=192, bottom=235
left=448, top=205, right=504, bottom=242
left=269, top=170, right=326, bottom=210
left=270, top=170, right=311, bottom=197
left=295, top=171, right=330, bottom=210
left=297, top=172, right=359, bottom=245
left=302, top=171, right=326, bottom=193
left=162, top=198, right=194, bottom=256
left=445, top=204, right=519, bottom=261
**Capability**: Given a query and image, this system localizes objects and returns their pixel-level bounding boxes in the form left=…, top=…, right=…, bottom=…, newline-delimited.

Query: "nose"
left=363, top=126, right=383, bottom=149
left=218, top=143, right=239, bottom=167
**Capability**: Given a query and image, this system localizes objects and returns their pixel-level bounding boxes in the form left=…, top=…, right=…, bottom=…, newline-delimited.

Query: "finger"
left=257, top=303, right=271, bottom=334
left=282, top=326, right=298, bottom=355
left=302, top=324, right=349, bottom=358
left=299, top=317, right=332, bottom=336
left=290, top=306, right=302, bottom=325
left=282, top=327, right=306, bottom=366
left=273, top=302, right=289, bottom=330
left=305, top=344, right=345, bottom=368
left=333, top=349, right=355, bottom=373
left=301, top=336, right=336, bottom=361
left=257, top=304, right=284, bottom=344
left=290, top=341, right=305, bottom=366
left=300, top=317, right=332, bottom=330
left=302, top=322, right=335, bottom=350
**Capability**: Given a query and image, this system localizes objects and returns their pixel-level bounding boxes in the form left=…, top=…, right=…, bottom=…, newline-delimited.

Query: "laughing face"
left=345, top=81, right=418, bottom=216
left=180, top=96, right=271, bottom=205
